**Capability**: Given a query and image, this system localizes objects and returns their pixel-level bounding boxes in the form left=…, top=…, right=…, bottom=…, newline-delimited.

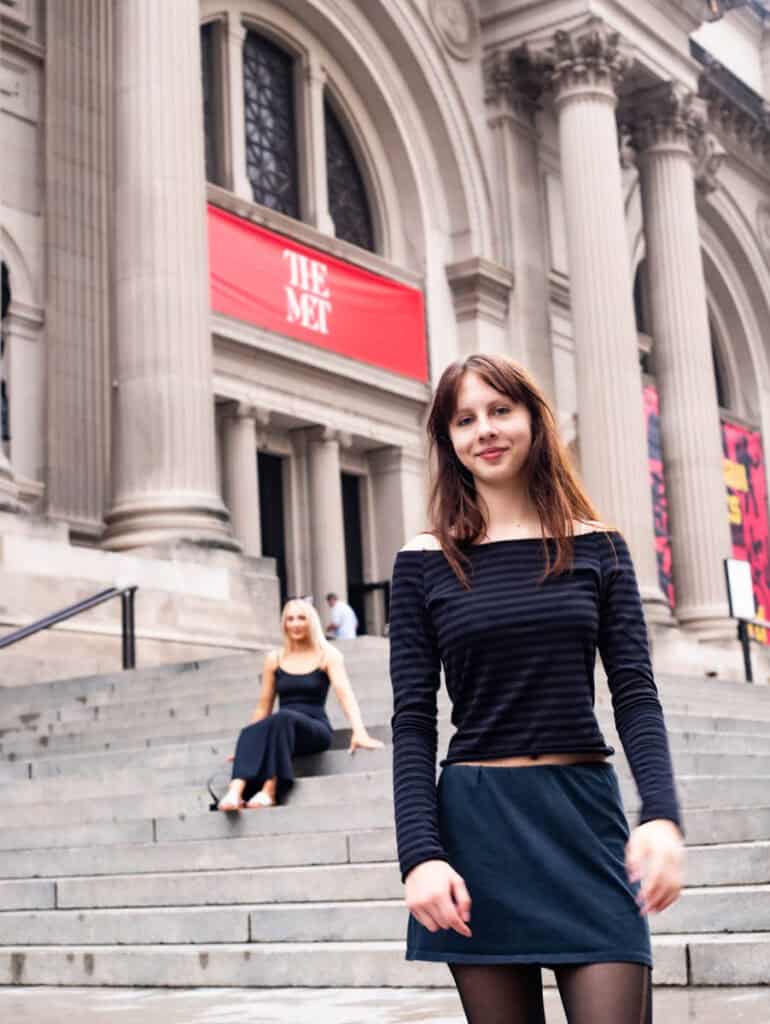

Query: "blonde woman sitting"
left=219, top=597, right=384, bottom=810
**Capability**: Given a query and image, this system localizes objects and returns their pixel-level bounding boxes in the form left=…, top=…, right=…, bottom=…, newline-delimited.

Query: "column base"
left=639, top=585, right=675, bottom=626
left=103, top=493, right=240, bottom=553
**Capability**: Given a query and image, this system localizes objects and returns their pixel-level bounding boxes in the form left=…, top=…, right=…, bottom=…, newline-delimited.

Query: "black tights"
left=449, top=961, right=652, bottom=1024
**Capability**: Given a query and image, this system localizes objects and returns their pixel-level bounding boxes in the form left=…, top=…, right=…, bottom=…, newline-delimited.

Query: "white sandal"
left=246, top=791, right=275, bottom=808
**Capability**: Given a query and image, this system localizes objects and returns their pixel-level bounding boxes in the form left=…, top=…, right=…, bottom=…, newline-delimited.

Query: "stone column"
left=225, top=14, right=252, bottom=200
left=0, top=449, right=18, bottom=513
left=305, top=426, right=348, bottom=606
left=104, top=0, right=234, bottom=551
left=484, top=49, right=555, bottom=404
left=368, top=446, right=428, bottom=572
left=44, top=0, right=111, bottom=540
left=222, top=404, right=266, bottom=557
left=629, top=82, right=733, bottom=633
left=527, top=19, right=669, bottom=622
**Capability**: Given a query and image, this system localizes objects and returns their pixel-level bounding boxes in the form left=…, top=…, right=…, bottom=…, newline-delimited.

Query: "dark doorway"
left=341, top=472, right=366, bottom=634
left=258, top=452, right=288, bottom=608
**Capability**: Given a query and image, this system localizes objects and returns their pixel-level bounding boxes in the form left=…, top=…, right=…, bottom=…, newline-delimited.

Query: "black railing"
left=0, top=585, right=139, bottom=670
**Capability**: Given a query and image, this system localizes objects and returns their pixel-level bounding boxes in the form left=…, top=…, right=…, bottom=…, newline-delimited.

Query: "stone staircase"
left=1, top=637, right=770, bottom=988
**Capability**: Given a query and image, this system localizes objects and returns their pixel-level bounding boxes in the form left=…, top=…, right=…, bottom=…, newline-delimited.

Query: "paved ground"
left=1, top=987, right=769, bottom=1023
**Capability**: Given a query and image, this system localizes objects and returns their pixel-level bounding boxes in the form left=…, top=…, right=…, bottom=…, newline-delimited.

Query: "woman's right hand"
left=404, top=859, right=472, bottom=938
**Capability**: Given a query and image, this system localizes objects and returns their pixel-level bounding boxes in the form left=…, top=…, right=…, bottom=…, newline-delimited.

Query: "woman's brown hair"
left=426, top=353, right=615, bottom=589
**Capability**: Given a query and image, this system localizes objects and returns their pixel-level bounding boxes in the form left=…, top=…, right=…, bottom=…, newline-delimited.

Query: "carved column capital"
left=483, top=48, right=544, bottom=125
left=624, top=82, right=707, bottom=153
left=523, top=18, right=632, bottom=108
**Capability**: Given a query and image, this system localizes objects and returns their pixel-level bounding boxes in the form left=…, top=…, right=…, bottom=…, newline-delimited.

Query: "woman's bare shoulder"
left=573, top=519, right=611, bottom=536
left=399, top=532, right=442, bottom=552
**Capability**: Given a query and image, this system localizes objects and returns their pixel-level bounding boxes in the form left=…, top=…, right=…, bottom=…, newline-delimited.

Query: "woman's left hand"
left=625, top=818, right=685, bottom=915
left=349, top=730, right=385, bottom=754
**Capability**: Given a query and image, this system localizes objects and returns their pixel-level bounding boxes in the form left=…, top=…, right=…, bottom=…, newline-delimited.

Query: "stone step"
left=8, top=745, right=770, bottom=810
left=10, top=675, right=770, bottom=739
left=0, top=766, right=767, bottom=832
left=3, top=876, right=765, bottom=937
left=4, top=883, right=770, bottom=945
left=0, top=937, right=691, bottom=987
left=6, top=699, right=770, bottom=761
left=16, top=724, right=770, bottom=787
left=1, top=797, right=768, bottom=855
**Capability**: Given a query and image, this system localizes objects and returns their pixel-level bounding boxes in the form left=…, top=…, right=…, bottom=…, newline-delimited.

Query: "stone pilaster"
left=104, top=0, right=234, bottom=551
left=444, top=257, right=514, bottom=358
left=368, top=446, right=428, bottom=571
left=484, top=49, right=555, bottom=404
left=222, top=404, right=268, bottom=558
left=525, top=18, right=669, bottom=621
left=305, top=425, right=348, bottom=606
left=44, top=0, right=111, bottom=540
left=628, top=82, right=733, bottom=633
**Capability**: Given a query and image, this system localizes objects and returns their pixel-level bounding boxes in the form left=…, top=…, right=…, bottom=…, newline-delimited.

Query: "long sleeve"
left=598, top=532, right=683, bottom=831
left=389, top=550, right=450, bottom=882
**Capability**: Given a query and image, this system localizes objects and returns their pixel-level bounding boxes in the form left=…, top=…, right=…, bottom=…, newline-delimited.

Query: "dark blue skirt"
left=407, top=761, right=652, bottom=967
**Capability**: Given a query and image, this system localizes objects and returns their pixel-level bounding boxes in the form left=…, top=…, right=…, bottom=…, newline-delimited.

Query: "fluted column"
left=528, top=19, right=669, bottom=621
left=484, top=50, right=555, bottom=403
left=104, top=0, right=234, bottom=550
left=222, top=403, right=265, bottom=557
left=305, top=426, right=348, bottom=606
left=630, top=82, right=732, bottom=633
left=44, top=0, right=110, bottom=539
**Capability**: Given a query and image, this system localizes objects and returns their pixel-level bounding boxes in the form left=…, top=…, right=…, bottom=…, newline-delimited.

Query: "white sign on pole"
left=724, top=558, right=756, bottom=621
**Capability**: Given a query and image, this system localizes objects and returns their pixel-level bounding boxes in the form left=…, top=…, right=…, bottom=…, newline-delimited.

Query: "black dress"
left=231, top=660, right=334, bottom=803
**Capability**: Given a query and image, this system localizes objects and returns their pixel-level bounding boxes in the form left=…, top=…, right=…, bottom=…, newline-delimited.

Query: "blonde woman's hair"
left=279, top=598, right=333, bottom=663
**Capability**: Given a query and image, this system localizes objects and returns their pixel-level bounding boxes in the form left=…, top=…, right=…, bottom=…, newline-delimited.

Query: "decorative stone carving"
left=532, top=18, right=631, bottom=101
left=429, top=0, right=477, bottom=61
left=624, top=82, right=706, bottom=151
left=694, top=131, right=727, bottom=194
left=483, top=47, right=544, bottom=122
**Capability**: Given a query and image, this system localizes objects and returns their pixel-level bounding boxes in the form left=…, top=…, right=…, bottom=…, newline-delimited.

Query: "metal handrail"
left=0, top=585, right=139, bottom=670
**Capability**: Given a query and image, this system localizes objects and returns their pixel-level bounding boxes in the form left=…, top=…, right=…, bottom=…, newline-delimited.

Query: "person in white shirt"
left=325, top=592, right=358, bottom=639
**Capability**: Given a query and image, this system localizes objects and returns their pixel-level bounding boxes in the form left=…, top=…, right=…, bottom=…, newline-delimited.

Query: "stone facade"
left=2, top=0, right=770, bottom=682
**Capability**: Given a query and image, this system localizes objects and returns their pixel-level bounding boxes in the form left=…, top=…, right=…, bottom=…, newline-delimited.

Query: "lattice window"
left=325, top=99, right=374, bottom=251
left=243, top=31, right=299, bottom=217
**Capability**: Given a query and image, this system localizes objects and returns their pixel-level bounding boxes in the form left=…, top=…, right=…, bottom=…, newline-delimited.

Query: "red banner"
left=207, top=205, right=428, bottom=381
left=643, top=385, right=675, bottom=608
left=722, top=419, right=770, bottom=643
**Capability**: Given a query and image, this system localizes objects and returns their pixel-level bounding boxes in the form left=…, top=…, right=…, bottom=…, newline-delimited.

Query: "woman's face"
left=285, top=604, right=311, bottom=642
left=448, top=370, right=532, bottom=486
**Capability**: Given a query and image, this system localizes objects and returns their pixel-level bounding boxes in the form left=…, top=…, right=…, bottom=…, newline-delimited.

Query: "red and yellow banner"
left=643, top=385, right=675, bottom=608
left=207, top=205, right=428, bottom=381
left=722, top=419, right=770, bottom=643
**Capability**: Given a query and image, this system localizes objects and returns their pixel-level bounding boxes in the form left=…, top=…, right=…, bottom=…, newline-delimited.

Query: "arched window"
left=199, top=17, right=382, bottom=254
left=242, top=30, right=299, bottom=217
left=324, top=98, right=375, bottom=251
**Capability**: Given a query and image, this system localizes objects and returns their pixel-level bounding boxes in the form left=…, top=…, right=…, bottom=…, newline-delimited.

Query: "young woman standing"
left=389, top=353, right=684, bottom=1023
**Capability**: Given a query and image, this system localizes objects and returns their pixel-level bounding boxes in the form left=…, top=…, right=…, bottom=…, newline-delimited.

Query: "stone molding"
left=694, top=43, right=770, bottom=166
left=304, top=424, right=354, bottom=449
left=444, top=257, right=514, bottom=326
left=429, top=0, right=478, bottom=61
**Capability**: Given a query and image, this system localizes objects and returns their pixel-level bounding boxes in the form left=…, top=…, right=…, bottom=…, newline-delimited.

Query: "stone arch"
left=698, top=192, right=770, bottom=428
left=201, top=0, right=495, bottom=375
